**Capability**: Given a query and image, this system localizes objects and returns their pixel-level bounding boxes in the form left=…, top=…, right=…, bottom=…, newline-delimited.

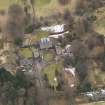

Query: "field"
left=43, top=51, right=54, bottom=62
left=43, top=61, right=63, bottom=87
left=0, top=0, right=71, bottom=17
left=0, top=0, right=51, bottom=9
left=19, top=48, right=33, bottom=59
left=80, top=101, right=105, bottom=105
left=0, top=0, right=16, bottom=9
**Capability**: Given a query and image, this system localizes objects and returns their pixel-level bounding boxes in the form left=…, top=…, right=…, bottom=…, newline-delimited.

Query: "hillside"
left=0, top=0, right=105, bottom=105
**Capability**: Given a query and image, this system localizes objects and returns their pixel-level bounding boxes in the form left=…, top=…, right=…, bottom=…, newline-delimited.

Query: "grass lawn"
left=19, top=48, right=33, bottom=59
left=30, top=31, right=49, bottom=43
left=24, top=31, right=49, bottom=45
left=35, top=0, right=51, bottom=6
left=43, top=51, right=54, bottom=62
left=43, top=61, right=63, bottom=87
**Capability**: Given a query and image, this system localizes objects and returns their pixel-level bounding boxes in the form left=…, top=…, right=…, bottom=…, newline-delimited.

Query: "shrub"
left=14, top=37, right=23, bottom=47
left=77, top=82, right=92, bottom=93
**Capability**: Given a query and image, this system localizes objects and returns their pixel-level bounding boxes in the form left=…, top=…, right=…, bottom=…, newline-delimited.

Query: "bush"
left=0, top=68, right=14, bottom=83
left=76, top=62, right=88, bottom=81
left=0, top=68, right=31, bottom=89
left=0, top=39, right=4, bottom=49
left=14, top=37, right=23, bottom=47
left=13, top=71, right=31, bottom=89
left=0, top=10, right=5, bottom=15
left=63, top=9, right=74, bottom=24
left=77, top=82, right=92, bottom=93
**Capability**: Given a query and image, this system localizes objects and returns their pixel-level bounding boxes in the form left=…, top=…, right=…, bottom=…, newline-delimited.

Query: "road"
left=32, top=58, right=49, bottom=105
left=34, top=60, right=44, bottom=87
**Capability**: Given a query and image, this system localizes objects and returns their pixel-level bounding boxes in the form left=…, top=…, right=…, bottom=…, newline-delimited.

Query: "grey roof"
left=39, top=38, right=53, bottom=49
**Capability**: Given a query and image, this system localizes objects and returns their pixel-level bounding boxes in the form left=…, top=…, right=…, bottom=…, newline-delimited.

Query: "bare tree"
left=2, top=4, right=25, bottom=45
left=30, top=0, right=36, bottom=23
left=58, top=0, right=70, bottom=5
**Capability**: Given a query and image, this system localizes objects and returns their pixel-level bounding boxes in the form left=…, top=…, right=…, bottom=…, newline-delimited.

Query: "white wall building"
left=41, top=24, right=65, bottom=33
